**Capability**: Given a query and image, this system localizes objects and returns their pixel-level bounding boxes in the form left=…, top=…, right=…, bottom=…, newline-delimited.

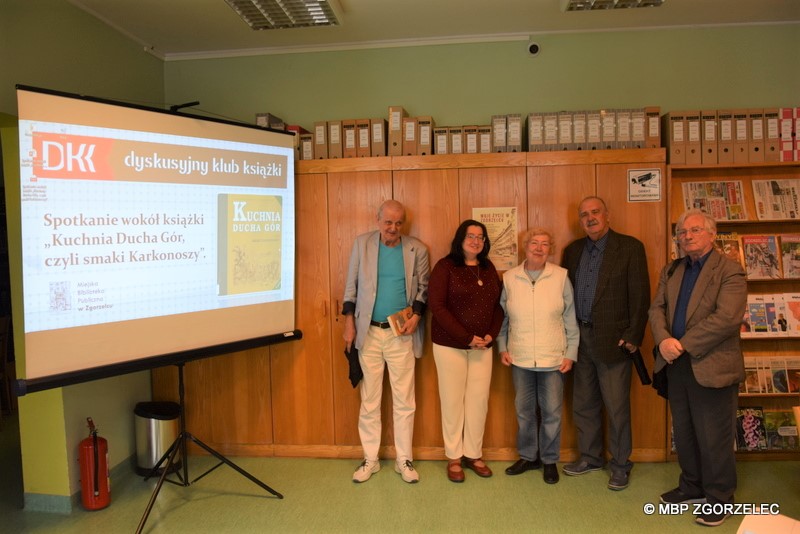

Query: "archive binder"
left=664, top=111, right=686, bottom=164
left=717, top=110, right=734, bottom=163
left=433, top=126, right=449, bottom=155
left=700, top=110, right=718, bottom=165
left=370, top=118, right=387, bottom=157
left=356, top=118, right=371, bottom=158
left=527, top=113, right=544, bottom=152
left=328, top=120, right=343, bottom=159
left=313, top=121, right=328, bottom=160
left=764, top=108, right=780, bottom=162
left=733, top=109, right=749, bottom=164
left=417, top=116, right=434, bottom=156
left=748, top=108, right=765, bottom=163
left=491, top=115, right=507, bottom=152
left=342, top=119, right=357, bottom=158
left=685, top=111, right=702, bottom=165
left=388, top=106, right=407, bottom=156
left=402, top=116, right=417, bottom=156
left=645, top=106, right=661, bottom=149
left=507, top=114, right=522, bottom=152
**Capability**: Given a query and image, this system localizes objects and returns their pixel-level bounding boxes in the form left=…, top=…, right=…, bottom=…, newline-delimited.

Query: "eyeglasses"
left=465, top=233, right=485, bottom=241
left=675, top=226, right=707, bottom=239
left=529, top=240, right=551, bottom=248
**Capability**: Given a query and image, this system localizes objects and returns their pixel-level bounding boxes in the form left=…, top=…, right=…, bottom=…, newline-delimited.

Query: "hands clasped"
left=469, top=334, right=492, bottom=350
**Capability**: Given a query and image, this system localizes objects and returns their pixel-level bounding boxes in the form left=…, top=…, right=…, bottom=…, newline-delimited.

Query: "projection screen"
left=15, top=86, right=296, bottom=390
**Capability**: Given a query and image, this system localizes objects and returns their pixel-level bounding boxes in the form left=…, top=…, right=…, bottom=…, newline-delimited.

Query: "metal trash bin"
left=134, top=401, right=181, bottom=476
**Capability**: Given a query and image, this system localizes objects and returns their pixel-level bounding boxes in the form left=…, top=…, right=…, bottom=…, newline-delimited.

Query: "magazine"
left=763, top=410, right=799, bottom=450
left=681, top=181, right=748, bottom=220
left=782, top=293, right=800, bottom=335
left=779, top=234, right=800, bottom=279
left=752, top=179, right=800, bottom=220
left=740, top=235, right=782, bottom=279
left=713, top=231, right=744, bottom=267
left=736, top=406, right=768, bottom=451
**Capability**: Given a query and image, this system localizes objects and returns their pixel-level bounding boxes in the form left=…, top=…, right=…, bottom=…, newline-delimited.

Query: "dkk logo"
left=42, top=140, right=96, bottom=172
left=32, top=132, right=112, bottom=180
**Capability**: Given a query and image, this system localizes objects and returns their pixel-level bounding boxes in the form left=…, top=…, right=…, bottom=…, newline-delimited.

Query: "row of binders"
left=526, top=107, right=661, bottom=152
left=664, top=107, right=800, bottom=165
left=289, top=106, right=663, bottom=161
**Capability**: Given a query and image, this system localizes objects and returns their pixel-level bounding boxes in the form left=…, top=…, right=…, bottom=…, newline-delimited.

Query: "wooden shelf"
left=668, top=160, right=800, bottom=461
left=671, top=161, right=800, bottom=171
left=298, top=148, right=667, bottom=174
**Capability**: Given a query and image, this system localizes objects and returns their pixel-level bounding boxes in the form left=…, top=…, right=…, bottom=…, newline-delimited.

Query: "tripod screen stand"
left=137, top=362, right=282, bottom=533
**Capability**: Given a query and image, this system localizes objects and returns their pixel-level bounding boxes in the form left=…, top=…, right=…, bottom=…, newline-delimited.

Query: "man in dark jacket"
left=562, top=196, right=650, bottom=491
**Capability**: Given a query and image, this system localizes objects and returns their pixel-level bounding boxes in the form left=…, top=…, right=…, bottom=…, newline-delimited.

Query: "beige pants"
left=432, top=342, right=493, bottom=460
left=358, top=326, right=416, bottom=462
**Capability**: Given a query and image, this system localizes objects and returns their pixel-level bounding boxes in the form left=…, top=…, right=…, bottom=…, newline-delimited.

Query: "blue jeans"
left=512, top=366, right=564, bottom=464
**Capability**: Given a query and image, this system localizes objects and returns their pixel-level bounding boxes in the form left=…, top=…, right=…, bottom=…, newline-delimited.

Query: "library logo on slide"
left=31, top=132, right=113, bottom=180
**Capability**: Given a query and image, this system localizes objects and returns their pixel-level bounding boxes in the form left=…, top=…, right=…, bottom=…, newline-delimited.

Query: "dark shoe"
left=696, top=512, right=730, bottom=527
left=461, top=457, right=492, bottom=477
left=543, top=463, right=559, bottom=484
left=607, top=471, right=629, bottom=490
left=660, top=487, right=706, bottom=505
left=447, top=459, right=464, bottom=483
left=505, top=458, right=542, bottom=476
left=562, top=460, right=603, bottom=476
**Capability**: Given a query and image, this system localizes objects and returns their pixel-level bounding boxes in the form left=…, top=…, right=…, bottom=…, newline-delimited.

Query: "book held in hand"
left=387, top=306, right=413, bottom=337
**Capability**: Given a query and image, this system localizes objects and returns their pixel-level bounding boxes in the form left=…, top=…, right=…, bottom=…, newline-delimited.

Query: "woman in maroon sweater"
left=429, top=219, right=504, bottom=483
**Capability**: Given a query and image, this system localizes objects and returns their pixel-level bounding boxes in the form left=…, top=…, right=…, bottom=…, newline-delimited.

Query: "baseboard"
left=187, top=444, right=667, bottom=463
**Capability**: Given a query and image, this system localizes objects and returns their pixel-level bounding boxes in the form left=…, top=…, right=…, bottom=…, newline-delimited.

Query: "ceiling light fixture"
left=225, top=0, right=341, bottom=30
left=562, top=0, right=665, bottom=11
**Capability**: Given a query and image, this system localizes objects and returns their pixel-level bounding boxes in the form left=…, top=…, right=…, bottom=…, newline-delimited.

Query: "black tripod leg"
left=186, top=432, right=283, bottom=499
left=143, top=433, right=185, bottom=485
left=136, top=433, right=183, bottom=534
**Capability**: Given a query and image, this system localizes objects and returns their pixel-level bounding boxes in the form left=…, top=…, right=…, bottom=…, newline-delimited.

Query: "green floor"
left=2, top=413, right=799, bottom=533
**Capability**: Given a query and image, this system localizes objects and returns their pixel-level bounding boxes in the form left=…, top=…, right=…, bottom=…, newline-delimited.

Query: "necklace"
left=525, top=263, right=543, bottom=287
left=468, top=264, right=483, bottom=286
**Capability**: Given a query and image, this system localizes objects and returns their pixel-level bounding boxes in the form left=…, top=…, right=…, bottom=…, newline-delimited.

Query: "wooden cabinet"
left=154, top=149, right=670, bottom=462
left=668, top=161, right=800, bottom=460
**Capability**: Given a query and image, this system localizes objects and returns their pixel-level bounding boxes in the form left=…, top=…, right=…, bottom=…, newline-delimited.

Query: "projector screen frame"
left=14, top=329, right=302, bottom=396
left=12, top=85, right=300, bottom=395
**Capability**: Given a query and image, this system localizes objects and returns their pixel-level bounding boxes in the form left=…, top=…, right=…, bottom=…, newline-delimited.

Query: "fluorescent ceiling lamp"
left=562, top=0, right=665, bottom=10
left=225, top=0, right=341, bottom=30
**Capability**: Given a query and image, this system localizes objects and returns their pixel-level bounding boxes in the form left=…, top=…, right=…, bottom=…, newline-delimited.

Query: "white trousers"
left=432, top=342, right=493, bottom=460
left=358, top=326, right=416, bottom=462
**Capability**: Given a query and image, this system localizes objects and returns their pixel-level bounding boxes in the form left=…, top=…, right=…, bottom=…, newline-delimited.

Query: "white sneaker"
left=395, top=459, right=420, bottom=483
left=352, top=459, right=380, bottom=483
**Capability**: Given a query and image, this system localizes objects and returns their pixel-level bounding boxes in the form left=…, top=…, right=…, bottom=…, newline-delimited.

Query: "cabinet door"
left=393, top=168, right=460, bottom=454
left=327, top=171, right=393, bottom=447
left=271, top=172, right=335, bottom=450
left=459, top=166, right=528, bottom=449
left=151, top=347, right=273, bottom=457
left=597, top=161, right=668, bottom=461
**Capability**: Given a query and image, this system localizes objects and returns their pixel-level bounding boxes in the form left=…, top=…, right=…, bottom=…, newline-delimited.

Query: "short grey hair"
left=675, top=208, right=716, bottom=236
left=522, top=227, right=555, bottom=250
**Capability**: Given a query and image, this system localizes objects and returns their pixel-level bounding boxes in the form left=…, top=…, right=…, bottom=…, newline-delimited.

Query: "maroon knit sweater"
left=428, top=256, right=504, bottom=349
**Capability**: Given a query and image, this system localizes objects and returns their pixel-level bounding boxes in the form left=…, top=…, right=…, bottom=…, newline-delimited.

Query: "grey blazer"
left=648, top=251, right=747, bottom=388
left=342, top=231, right=430, bottom=358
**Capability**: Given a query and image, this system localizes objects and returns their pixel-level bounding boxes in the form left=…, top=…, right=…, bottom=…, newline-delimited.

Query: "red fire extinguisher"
left=78, top=417, right=110, bottom=510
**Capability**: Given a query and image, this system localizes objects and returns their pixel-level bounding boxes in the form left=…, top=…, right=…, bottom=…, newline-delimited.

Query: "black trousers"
left=667, top=353, right=738, bottom=504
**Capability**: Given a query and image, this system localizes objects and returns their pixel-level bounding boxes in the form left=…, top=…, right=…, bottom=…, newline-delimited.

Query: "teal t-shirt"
left=371, top=241, right=407, bottom=322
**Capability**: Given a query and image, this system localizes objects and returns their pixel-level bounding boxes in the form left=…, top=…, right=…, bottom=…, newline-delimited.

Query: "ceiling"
left=67, top=0, right=800, bottom=61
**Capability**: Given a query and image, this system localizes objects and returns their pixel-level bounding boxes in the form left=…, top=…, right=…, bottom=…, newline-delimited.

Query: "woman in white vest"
left=497, top=228, right=579, bottom=485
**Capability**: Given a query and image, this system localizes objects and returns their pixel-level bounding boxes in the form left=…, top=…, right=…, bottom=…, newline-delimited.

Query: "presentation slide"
left=16, top=88, right=296, bottom=381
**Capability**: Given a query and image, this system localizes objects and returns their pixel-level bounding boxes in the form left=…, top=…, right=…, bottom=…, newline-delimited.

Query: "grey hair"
left=675, top=208, right=716, bottom=236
